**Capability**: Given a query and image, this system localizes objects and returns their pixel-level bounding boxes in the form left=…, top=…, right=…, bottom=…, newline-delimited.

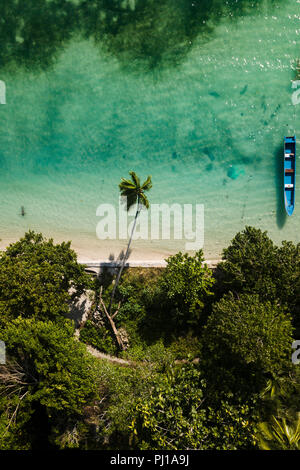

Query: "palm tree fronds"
left=129, top=171, right=140, bottom=188
left=109, top=170, right=152, bottom=317
left=141, top=175, right=152, bottom=191
left=119, top=179, right=136, bottom=190
left=257, top=413, right=300, bottom=450
left=139, top=192, right=150, bottom=209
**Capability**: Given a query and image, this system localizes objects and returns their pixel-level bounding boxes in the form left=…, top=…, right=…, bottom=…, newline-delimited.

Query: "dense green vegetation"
left=0, top=318, right=98, bottom=449
left=0, top=226, right=299, bottom=450
left=0, top=231, right=91, bottom=323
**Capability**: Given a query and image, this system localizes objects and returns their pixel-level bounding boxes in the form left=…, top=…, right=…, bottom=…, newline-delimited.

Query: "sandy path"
left=85, top=344, right=200, bottom=368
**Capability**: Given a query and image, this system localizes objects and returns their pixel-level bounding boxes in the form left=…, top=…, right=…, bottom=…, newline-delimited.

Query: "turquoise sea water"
left=0, top=0, right=299, bottom=260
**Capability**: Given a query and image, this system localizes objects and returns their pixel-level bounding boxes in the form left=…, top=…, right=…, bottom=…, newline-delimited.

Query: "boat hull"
left=284, top=136, right=296, bottom=216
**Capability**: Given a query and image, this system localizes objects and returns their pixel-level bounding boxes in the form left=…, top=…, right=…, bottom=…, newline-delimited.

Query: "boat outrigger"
left=284, top=136, right=296, bottom=216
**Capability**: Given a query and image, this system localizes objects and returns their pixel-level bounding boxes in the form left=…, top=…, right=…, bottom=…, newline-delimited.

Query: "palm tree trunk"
left=109, top=198, right=141, bottom=313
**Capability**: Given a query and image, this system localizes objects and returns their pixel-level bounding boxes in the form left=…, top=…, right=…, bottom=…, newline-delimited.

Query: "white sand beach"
left=0, top=233, right=221, bottom=269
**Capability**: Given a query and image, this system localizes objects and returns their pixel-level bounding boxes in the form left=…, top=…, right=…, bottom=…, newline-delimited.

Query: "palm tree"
left=257, top=378, right=300, bottom=450
left=257, top=413, right=300, bottom=450
left=109, top=171, right=152, bottom=313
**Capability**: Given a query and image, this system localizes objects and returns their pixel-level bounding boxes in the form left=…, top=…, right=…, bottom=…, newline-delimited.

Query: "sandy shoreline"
left=0, top=236, right=221, bottom=271
left=80, top=259, right=221, bottom=271
left=0, top=233, right=222, bottom=268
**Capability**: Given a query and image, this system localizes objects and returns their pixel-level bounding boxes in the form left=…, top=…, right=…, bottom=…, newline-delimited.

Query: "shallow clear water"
left=0, top=0, right=299, bottom=260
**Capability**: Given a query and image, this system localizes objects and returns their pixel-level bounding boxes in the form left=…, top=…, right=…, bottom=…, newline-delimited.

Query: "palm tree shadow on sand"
left=95, top=249, right=133, bottom=288
left=274, top=144, right=287, bottom=229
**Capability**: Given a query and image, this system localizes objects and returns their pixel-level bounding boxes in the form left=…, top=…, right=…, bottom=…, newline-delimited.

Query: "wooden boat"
left=284, top=136, right=296, bottom=216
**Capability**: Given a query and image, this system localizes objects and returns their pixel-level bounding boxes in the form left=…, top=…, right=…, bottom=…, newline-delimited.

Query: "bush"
left=202, top=293, right=294, bottom=394
left=217, top=226, right=278, bottom=300
left=0, top=231, right=91, bottom=323
left=215, top=227, right=300, bottom=338
left=276, top=241, right=300, bottom=334
left=80, top=320, right=117, bottom=356
left=0, top=317, right=98, bottom=449
left=148, top=251, right=214, bottom=332
left=216, top=227, right=300, bottom=331
left=132, top=364, right=257, bottom=450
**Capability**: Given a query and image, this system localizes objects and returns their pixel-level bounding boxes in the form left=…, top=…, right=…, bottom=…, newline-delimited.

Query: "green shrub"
left=202, top=293, right=294, bottom=396
left=0, top=317, right=98, bottom=449
left=217, top=226, right=278, bottom=300
left=141, top=251, right=214, bottom=340
left=216, top=227, right=300, bottom=334
left=158, top=250, right=215, bottom=325
left=0, top=231, right=91, bottom=323
left=80, top=320, right=117, bottom=356
left=132, top=364, right=257, bottom=450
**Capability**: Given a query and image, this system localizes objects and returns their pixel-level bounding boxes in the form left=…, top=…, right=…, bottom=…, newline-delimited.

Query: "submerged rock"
left=203, top=147, right=215, bottom=161
left=227, top=165, right=245, bottom=180
left=209, top=91, right=220, bottom=98
left=240, top=85, right=248, bottom=95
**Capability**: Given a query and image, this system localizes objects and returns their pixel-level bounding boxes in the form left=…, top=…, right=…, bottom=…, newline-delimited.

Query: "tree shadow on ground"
left=80, top=0, right=279, bottom=70
left=0, top=0, right=282, bottom=71
left=95, top=248, right=132, bottom=292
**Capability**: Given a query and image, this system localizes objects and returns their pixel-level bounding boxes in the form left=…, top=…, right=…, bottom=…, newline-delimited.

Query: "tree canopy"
left=0, top=317, right=98, bottom=449
left=131, top=363, right=256, bottom=450
left=216, top=226, right=300, bottom=334
left=155, top=250, right=215, bottom=328
left=0, top=231, right=91, bottom=323
left=0, top=227, right=298, bottom=450
left=202, top=293, right=294, bottom=396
